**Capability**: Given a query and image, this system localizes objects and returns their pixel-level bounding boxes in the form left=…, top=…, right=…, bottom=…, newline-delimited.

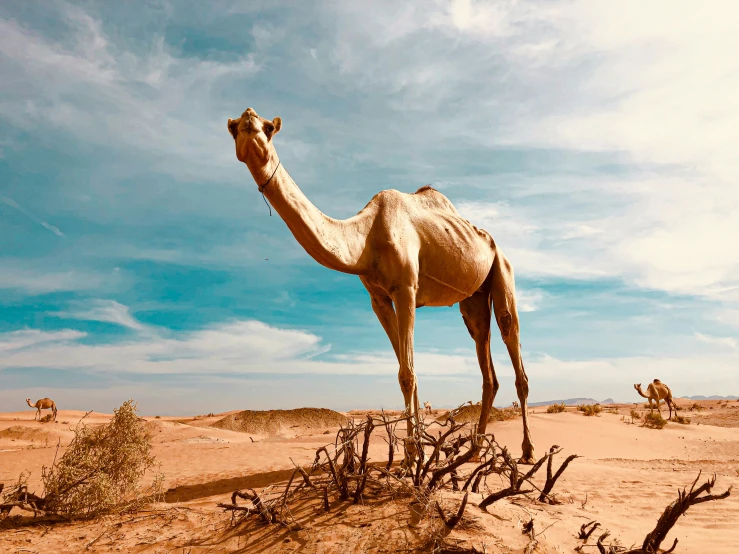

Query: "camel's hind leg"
left=491, top=251, right=535, bottom=464
left=460, top=281, right=498, bottom=436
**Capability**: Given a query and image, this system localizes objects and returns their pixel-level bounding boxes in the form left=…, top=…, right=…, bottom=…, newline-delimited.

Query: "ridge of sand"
left=436, top=403, right=519, bottom=424
left=210, top=407, right=349, bottom=436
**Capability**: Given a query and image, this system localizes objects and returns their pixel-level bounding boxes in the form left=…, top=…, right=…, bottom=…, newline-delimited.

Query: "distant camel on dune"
left=26, top=397, right=57, bottom=421
left=634, top=380, right=676, bottom=420
left=423, top=401, right=432, bottom=415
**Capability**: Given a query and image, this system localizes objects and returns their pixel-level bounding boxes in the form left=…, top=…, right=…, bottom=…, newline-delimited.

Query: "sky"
left=1, top=0, right=738, bottom=415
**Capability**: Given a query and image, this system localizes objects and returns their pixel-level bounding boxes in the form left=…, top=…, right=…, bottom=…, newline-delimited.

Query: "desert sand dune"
left=1, top=402, right=738, bottom=553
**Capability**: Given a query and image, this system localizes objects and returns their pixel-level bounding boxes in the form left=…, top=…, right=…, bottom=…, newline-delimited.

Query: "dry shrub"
left=674, top=414, right=691, bottom=425
left=643, top=412, right=667, bottom=429
left=489, top=407, right=519, bottom=421
left=547, top=403, right=566, bottom=414
left=578, top=404, right=602, bottom=417
left=41, top=400, right=163, bottom=517
left=689, top=403, right=704, bottom=412
left=630, top=409, right=641, bottom=423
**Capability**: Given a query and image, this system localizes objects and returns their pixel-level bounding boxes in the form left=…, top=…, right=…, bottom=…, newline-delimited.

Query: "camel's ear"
left=263, top=117, right=282, bottom=141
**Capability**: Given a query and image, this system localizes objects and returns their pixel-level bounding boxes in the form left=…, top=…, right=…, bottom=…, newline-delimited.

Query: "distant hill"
left=683, top=395, right=739, bottom=400
left=528, top=397, right=615, bottom=407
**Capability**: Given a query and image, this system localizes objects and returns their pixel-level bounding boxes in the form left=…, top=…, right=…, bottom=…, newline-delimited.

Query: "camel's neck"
left=635, top=386, right=649, bottom=399
left=254, top=162, right=372, bottom=275
left=26, top=399, right=34, bottom=408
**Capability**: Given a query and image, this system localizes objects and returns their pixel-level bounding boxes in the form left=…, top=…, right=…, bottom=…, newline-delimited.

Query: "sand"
left=1, top=399, right=738, bottom=553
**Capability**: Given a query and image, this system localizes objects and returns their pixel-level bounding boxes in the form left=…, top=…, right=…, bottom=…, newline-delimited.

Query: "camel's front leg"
left=491, top=254, right=535, bottom=464
left=392, top=285, right=421, bottom=446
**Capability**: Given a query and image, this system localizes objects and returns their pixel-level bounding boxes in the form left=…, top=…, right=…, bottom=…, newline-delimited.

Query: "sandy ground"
left=1, top=399, right=738, bottom=553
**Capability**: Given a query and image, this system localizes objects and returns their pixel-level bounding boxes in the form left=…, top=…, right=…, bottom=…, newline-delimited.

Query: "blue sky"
left=1, top=1, right=738, bottom=415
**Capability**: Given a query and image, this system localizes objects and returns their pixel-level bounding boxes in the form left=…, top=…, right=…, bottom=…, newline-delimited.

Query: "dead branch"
left=434, top=492, right=469, bottom=530
left=539, top=446, right=580, bottom=503
left=578, top=520, right=601, bottom=540
left=630, top=472, right=731, bottom=553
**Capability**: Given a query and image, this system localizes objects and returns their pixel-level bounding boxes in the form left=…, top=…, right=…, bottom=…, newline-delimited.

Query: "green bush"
left=41, top=399, right=163, bottom=517
left=578, top=404, right=602, bottom=417
left=643, top=412, right=667, bottom=429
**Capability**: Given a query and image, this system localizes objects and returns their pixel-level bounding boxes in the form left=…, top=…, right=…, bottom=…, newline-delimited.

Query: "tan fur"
left=634, top=380, right=676, bottom=420
left=26, top=397, right=57, bottom=421
left=228, top=108, right=535, bottom=462
left=423, top=401, right=432, bottom=415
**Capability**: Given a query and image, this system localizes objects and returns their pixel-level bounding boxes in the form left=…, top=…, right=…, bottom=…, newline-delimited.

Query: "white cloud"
left=695, top=332, right=737, bottom=350
left=318, top=1, right=739, bottom=303
left=0, top=316, right=477, bottom=376
left=53, top=300, right=147, bottom=332
left=516, top=288, right=544, bottom=313
left=0, top=266, right=119, bottom=294
left=0, top=329, right=86, bottom=353
left=0, top=6, right=260, bottom=180
left=2, top=196, right=64, bottom=237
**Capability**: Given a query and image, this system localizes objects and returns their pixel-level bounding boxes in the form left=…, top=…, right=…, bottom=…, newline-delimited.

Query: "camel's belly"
left=416, top=253, right=493, bottom=307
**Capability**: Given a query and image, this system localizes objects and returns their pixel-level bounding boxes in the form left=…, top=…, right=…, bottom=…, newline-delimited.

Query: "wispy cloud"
left=53, top=300, right=148, bottom=332
left=0, top=5, right=260, bottom=180
left=0, top=329, right=86, bottom=352
left=695, top=332, right=737, bottom=350
left=1, top=196, right=64, bottom=236
left=516, top=288, right=544, bottom=313
left=0, top=316, right=477, bottom=376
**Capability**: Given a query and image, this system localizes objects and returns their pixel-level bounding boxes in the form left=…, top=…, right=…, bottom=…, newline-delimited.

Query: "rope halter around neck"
left=258, top=160, right=281, bottom=216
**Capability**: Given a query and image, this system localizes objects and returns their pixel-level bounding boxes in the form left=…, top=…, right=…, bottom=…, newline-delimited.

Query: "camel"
left=634, top=380, right=676, bottom=420
left=26, top=397, right=57, bottom=421
left=423, top=401, right=432, bottom=415
left=228, top=108, right=535, bottom=463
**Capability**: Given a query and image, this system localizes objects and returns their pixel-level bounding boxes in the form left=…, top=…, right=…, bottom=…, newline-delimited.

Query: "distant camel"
left=423, top=401, right=432, bottom=415
left=512, top=401, right=519, bottom=409
left=26, top=398, right=57, bottom=421
left=634, top=380, right=676, bottom=420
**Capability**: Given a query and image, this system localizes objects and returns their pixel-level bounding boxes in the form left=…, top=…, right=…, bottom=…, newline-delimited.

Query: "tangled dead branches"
left=218, top=406, right=579, bottom=532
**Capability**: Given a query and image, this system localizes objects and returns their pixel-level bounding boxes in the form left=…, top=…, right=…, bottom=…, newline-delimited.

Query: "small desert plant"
left=673, top=414, right=691, bottom=425
left=605, top=407, right=619, bottom=414
left=41, top=399, right=163, bottom=517
left=689, top=403, right=704, bottom=412
left=547, top=403, right=567, bottom=413
left=154, top=415, right=161, bottom=419
left=643, top=412, right=667, bottom=429
left=578, top=404, right=602, bottom=416
left=38, top=414, right=54, bottom=423
left=630, top=409, right=641, bottom=423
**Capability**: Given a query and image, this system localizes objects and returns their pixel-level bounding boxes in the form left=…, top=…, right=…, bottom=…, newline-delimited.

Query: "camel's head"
left=634, top=383, right=641, bottom=391
left=227, top=107, right=282, bottom=167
